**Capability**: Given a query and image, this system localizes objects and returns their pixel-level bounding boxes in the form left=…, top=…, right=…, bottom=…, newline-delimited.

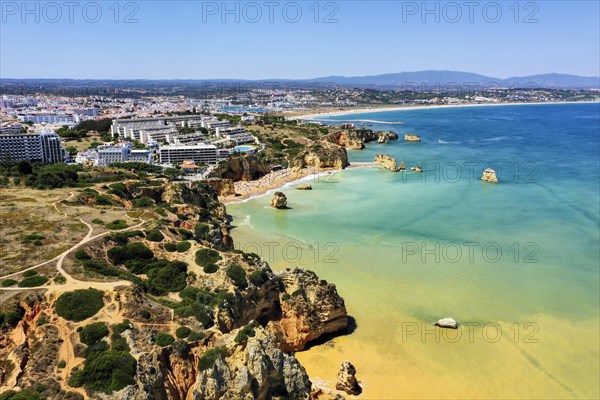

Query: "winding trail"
left=0, top=192, right=148, bottom=292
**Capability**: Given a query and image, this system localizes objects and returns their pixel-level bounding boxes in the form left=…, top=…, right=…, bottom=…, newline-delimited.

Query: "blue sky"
left=1, top=1, right=599, bottom=79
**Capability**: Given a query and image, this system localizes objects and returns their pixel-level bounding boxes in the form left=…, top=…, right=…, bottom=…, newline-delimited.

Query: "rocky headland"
left=0, top=180, right=350, bottom=400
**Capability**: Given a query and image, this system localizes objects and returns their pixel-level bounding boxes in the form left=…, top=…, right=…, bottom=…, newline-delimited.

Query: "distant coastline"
left=289, top=100, right=600, bottom=120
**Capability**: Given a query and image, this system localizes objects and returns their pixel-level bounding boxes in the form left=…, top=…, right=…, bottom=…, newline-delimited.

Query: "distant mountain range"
left=308, top=71, right=600, bottom=89
left=2, top=71, right=599, bottom=89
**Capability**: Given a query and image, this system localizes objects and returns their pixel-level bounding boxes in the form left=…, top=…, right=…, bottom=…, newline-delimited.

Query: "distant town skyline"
left=1, top=1, right=599, bottom=79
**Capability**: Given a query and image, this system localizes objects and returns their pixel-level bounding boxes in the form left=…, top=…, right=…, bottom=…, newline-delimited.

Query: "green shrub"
left=199, top=347, right=226, bottom=370
left=56, top=289, right=104, bottom=322
left=82, top=260, right=121, bottom=277
left=106, top=220, right=128, bottom=230
left=226, top=264, right=247, bottom=289
left=203, top=264, right=218, bottom=274
left=155, top=207, right=167, bottom=217
left=195, top=248, right=221, bottom=267
left=140, top=310, right=151, bottom=320
left=57, top=360, right=67, bottom=369
left=83, top=340, right=110, bottom=358
left=111, top=335, right=130, bottom=352
left=175, top=326, right=191, bottom=339
left=187, top=331, right=206, bottom=342
left=22, top=270, right=38, bottom=277
left=133, top=196, right=154, bottom=208
left=112, top=320, right=132, bottom=335
left=104, top=230, right=144, bottom=245
left=80, top=322, right=109, bottom=346
left=108, top=242, right=154, bottom=265
left=95, top=195, right=115, bottom=206
left=21, top=233, right=45, bottom=244
left=68, top=350, right=137, bottom=394
left=91, top=219, right=104, bottom=225
left=18, top=275, right=49, bottom=287
left=234, top=322, right=257, bottom=344
left=176, top=241, right=191, bottom=253
left=0, top=390, right=43, bottom=400
left=155, top=333, right=175, bottom=347
left=1, top=279, right=17, bottom=287
left=146, top=260, right=188, bottom=294
left=74, top=249, right=91, bottom=261
left=164, top=242, right=177, bottom=252
left=145, top=229, right=164, bottom=242
left=53, top=274, right=66, bottom=284
left=194, top=223, right=210, bottom=241
left=178, top=228, right=194, bottom=239
left=249, top=270, right=269, bottom=287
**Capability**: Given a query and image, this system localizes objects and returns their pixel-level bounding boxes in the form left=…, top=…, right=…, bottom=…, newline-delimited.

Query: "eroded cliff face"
left=266, top=269, right=348, bottom=352
left=293, top=141, right=349, bottom=171
left=209, top=155, right=270, bottom=182
left=327, top=129, right=399, bottom=149
left=190, top=326, right=312, bottom=400
left=199, top=179, right=236, bottom=197
left=161, top=181, right=233, bottom=250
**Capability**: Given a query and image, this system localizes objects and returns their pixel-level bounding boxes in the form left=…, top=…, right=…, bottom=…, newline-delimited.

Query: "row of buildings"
left=110, top=115, right=255, bottom=147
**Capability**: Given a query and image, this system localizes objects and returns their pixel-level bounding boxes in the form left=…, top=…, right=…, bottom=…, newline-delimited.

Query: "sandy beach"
left=220, top=163, right=376, bottom=205
left=289, top=100, right=599, bottom=120
left=220, top=167, right=333, bottom=205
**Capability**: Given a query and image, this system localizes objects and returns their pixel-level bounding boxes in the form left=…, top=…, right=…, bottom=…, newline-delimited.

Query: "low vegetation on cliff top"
left=55, top=289, right=105, bottom=322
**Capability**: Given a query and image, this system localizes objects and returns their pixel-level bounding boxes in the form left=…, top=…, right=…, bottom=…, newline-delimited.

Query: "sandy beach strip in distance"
left=220, top=163, right=376, bottom=206
left=286, top=100, right=599, bottom=120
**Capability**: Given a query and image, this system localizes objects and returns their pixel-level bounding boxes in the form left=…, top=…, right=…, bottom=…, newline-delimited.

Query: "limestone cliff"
left=266, top=269, right=348, bottom=352
left=162, top=181, right=233, bottom=250
left=293, top=141, right=349, bottom=171
left=374, top=154, right=400, bottom=172
left=327, top=129, right=398, bottom=149
left=189, top=326, right=312, bottom=400
left=209, top=155, right=270, bottom=182
left=199, top=178, right=236, bottom=197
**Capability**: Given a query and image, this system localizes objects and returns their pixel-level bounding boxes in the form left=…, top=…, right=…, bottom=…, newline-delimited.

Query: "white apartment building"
left=0, top=129, right=64, bottom=163
left=18, top=114, right=79, bottom=125
left=96, top=145, right=131, bottom=166
left=0, top=123, right=23, bottom=135
left=129, top=149, right=154, bottom=164
left=159, top=144, right=217, bottom=165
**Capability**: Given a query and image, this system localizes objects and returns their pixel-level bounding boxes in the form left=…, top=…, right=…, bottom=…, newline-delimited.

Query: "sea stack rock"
left=374, top=154, right=399, bottom=172
left=336, top=361, right=362, bottom=395
left=377, top=131, right=398, bottom=144
left=481, top=167, right=499, bottom=183
left=271, top=192, right=288, bottom=209
left=410, top=164, right=423, bottom=173
left=405, top=133, right=421, bottom=142
left=296, top=183, right=313, bottom=190
left=435, top=317, right=458, bottom=329
left=398, top=161, right=406, bottom=171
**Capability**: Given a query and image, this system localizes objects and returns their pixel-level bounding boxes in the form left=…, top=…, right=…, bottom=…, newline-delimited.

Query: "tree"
left=16, top=161, right=32, bottom=175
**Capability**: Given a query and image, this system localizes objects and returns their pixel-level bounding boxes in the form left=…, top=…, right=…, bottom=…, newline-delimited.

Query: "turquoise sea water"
left=228, top=103, right=600, bottom=399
